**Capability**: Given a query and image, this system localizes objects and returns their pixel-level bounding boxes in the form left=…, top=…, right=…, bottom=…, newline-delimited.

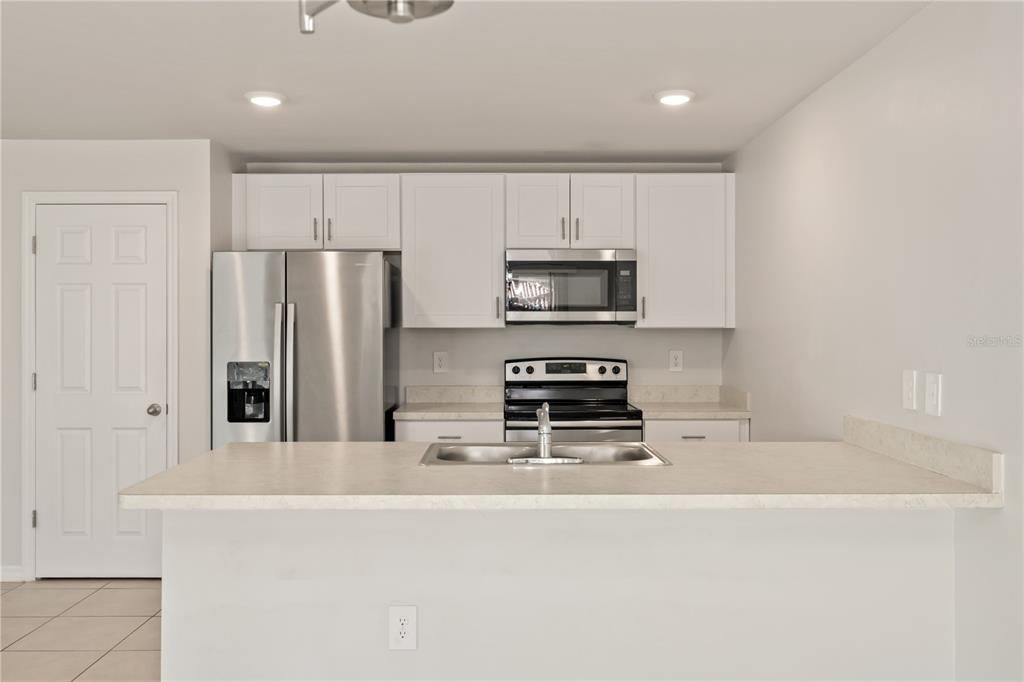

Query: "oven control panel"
left=505, top=358, right=627, bottom=382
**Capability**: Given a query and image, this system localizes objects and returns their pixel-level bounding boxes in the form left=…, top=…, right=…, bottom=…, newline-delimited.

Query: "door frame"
left=20, top=191, right=180, bottom=580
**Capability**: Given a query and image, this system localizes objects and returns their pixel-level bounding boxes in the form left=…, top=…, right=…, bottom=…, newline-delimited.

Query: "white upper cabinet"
left=323, top=174, right=401, bottom=250
left=636, top=174, right=735, bottom=328
left=401, top=174, right=505, bottom=328
left=569, top=174, right=636, bottom=249
left=505, top=174, right=570, bottom=248
left=245, top=174, right=324, bottom=250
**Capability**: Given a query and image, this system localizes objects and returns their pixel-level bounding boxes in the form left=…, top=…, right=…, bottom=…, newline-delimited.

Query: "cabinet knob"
left=561, top=217, right=566, bottom=241
left=313, top=217, right=319, bottom=241
left=575, top=217, right=580, bottom=240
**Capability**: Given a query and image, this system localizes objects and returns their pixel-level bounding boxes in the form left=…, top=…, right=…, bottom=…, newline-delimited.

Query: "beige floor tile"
left=101, top=580, right=160, bottom=590
left=62, top=590, right=160, bottom=618
left=76, top=650, right=160, bottom=681
left=21, top=580, right=108, bottom=590
left=0, top=589, right=96, bottom=617
left=113, top=617, right=159, bottom=651
left=1, top=582, right=24, bottom=594
left=0, top=650, right=103, bottom=681
left=8, top=617, right=146, bottom=652
left=2, top=618, right=49, bottom=649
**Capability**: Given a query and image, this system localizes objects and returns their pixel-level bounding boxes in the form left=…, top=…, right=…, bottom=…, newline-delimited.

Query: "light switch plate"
left=669, top=350, right=683, bottom=372
left=902, top=370, right=918, bottom=410
left=432, top=351, right=449, bottom=374
left=925, top=372, right=943, bottom=416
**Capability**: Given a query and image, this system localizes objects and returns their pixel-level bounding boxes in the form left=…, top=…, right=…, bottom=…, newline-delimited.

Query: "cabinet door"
left=323, top=174, right=401, bottom=250
left=644, top=420, right=742, bottom=442
left=245, top=174, right=324, bottom=250
left=506, top=174, right=570, bottom=248
left=569, top=174, right=635, bottom=249
left=401, top=174, right=505, bottom=328
left=395, top=420, right=504, bottom=442
left=636, top=174, right=731, bottom=328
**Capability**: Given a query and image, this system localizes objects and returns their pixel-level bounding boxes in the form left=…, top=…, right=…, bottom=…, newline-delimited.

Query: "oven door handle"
left=505, top=419, right=644, bottom=428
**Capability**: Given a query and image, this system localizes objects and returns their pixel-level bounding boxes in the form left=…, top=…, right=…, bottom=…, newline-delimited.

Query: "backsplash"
left=398, top=327, right=723, bottom=396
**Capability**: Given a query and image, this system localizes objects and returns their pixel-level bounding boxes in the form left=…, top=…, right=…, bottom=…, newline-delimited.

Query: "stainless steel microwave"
left=505, top=250, right=637, bottom=324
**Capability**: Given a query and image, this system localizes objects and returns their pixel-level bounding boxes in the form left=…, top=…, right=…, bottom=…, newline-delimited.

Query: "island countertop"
left=120, top=418, right=1002, bottom=511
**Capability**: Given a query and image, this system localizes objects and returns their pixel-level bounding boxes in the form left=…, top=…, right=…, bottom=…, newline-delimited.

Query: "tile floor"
left=1, top=579, right=160, bottom=681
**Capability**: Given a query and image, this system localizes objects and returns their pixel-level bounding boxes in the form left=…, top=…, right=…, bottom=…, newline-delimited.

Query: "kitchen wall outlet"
left=902, top=370, right=918, bottom=410
left=669, top=350, right=684, bottom=372
left=388, top=605, right=417, bottom=650
left=432, top=351, right=449, bottom=374
left=925, top=372, right=943, bottom=416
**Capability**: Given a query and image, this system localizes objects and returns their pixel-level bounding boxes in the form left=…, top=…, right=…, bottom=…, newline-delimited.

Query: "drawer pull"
left=681, top=435, right=707, bottom=440
left=437, top=435, right=463, bottom=440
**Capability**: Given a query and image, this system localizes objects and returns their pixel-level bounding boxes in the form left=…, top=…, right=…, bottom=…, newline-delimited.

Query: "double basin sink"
left=420, top=442, right=669, bottom=466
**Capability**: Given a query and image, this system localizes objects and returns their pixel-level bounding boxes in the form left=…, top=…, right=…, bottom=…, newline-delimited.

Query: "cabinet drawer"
left=644, top=420, right=743, bottom=442
left=395, top=420, right=504, bottom=443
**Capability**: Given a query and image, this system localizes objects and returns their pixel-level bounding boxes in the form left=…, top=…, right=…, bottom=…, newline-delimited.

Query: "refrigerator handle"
left=272, top=303, right=284, bottom=442
left=285, top=303, right=296, bottom=442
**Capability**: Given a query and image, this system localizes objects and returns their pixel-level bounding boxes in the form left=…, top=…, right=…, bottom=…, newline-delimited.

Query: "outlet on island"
left=389, top=605, right=417, bottom=650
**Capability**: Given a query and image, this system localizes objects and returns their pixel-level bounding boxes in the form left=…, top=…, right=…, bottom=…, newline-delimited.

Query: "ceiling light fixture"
left=246, top=92, right=284, bottom=108
left=299, top=0, right=453, bottom=32
left=656, top=90, right=695, bottom=107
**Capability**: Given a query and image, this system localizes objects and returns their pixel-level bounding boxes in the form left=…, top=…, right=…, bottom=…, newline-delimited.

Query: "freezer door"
left=286, top=251, right=385, bottom=441
left=212, top=252, right=286, bottom=448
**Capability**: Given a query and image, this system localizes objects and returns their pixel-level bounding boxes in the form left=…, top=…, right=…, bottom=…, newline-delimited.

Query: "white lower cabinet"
left=644, top=419, right=749, bottom=443
left=395, top=420, right=504, bottom=443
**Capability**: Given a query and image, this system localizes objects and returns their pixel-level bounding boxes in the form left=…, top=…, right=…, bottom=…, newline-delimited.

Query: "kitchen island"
left=122, top=417, right=1002, bottom=681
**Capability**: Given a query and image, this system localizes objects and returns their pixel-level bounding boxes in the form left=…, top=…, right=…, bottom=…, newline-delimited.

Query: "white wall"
left=722, top=3, right=1023, bottom=679
left=399, top=327, right=723, bottom=395
left=1, top=139, right=216, bottom=575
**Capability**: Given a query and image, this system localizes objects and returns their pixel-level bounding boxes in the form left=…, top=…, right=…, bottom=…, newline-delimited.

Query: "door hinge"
left=31, top=373, right=37, bottom=391
left=31, top=236, right=36, bottom=254
left=31, top=510, right=37, bottom=528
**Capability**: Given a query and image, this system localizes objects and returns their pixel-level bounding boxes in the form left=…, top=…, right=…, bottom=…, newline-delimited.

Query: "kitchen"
left=1, top=1, right=1021, bottom=681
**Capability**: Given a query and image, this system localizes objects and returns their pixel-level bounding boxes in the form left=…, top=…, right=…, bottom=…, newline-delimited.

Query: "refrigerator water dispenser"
left=226, top=361, right=271, bottom=423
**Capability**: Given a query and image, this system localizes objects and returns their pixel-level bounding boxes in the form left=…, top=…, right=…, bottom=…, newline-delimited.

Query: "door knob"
left=146, top=403, right=163, bottom=416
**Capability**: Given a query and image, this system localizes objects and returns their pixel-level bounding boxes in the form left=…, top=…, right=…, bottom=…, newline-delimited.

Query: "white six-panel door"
left=35, top=204, right=169, bottom=577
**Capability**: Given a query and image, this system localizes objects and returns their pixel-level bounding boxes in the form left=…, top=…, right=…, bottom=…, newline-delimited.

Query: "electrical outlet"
left=669, top=350, right=683, bottom=372
left=925, top=372, right=943, bottom=416
left=902, top=370, right=918, bottom=410
left=432, top=351, right=449, bottom=374
left=389, top=605, right=417, bottom=650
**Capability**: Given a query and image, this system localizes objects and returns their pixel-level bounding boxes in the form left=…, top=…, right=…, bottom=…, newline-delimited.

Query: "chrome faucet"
left=537, top=402, right=552, bottom=458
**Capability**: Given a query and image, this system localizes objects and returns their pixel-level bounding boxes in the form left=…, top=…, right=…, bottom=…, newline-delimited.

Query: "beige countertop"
left=121, top=430, right=1002, bottom=511
left=393, top=403, right=504, bottom=421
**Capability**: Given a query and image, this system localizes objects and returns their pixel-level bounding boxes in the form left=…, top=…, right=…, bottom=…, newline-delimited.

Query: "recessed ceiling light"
left=246, top=91, right=284, bottom=108
left=656, top=90, right=694, bottom=107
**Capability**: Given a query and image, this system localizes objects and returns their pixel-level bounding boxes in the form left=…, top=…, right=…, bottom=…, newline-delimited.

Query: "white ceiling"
left=1, top=1, right=922, bottom=161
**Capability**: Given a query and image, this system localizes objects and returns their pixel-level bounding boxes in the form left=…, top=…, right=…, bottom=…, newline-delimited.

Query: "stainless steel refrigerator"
left=212, top=251, right=398, bottom=448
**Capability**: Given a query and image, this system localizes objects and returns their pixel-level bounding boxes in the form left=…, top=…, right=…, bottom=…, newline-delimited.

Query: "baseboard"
left=2, top=564, right=32, bottom=581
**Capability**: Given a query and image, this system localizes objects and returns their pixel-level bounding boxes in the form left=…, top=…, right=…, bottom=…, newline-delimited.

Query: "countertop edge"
left=121, top=491, right=1003, bottom=511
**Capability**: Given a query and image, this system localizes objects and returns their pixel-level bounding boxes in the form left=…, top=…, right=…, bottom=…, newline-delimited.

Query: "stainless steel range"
left=503, top=358, right=644, bottom=443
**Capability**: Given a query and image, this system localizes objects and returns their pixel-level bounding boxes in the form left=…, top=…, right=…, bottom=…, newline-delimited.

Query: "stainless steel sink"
left=419, top=442, right=670, bottom=466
